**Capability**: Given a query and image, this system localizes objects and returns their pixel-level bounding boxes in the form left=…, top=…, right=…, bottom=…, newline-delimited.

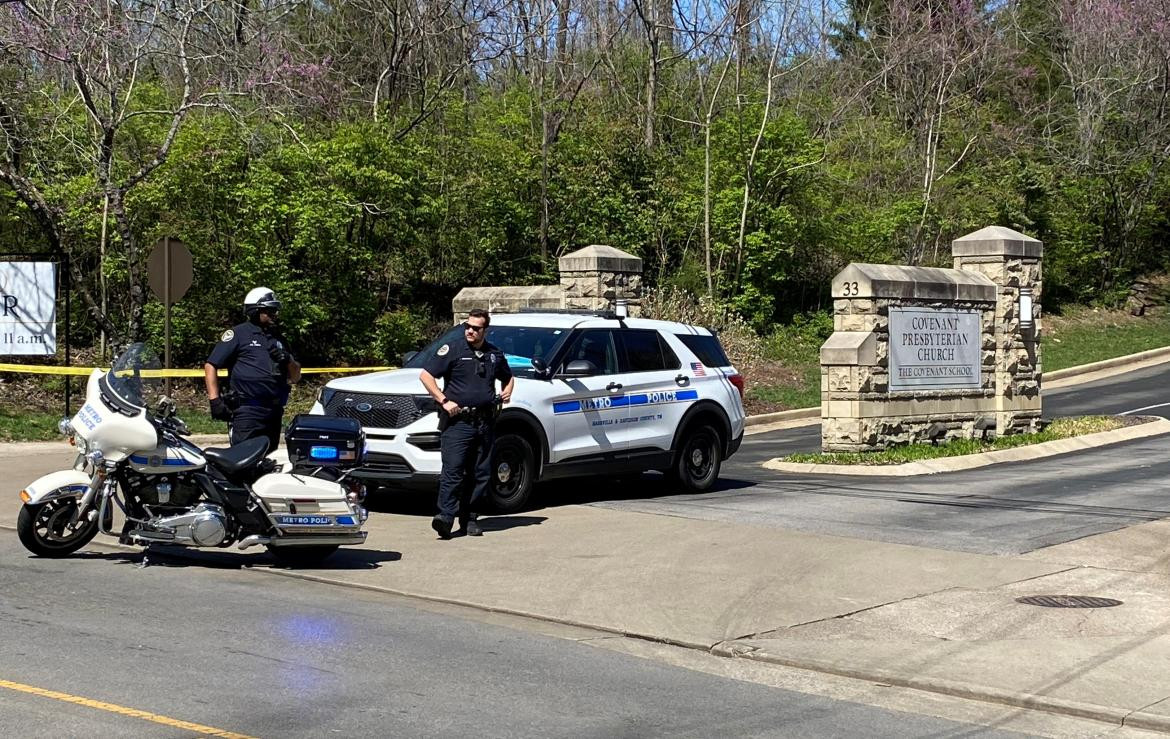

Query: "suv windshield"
left=405, top=324, right=569, bottom=376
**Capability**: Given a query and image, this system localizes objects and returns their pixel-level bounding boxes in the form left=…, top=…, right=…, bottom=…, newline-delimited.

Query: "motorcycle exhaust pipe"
left=237, top=534, right=272, bottom=550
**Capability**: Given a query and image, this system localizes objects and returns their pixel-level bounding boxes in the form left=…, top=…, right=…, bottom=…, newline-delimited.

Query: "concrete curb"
left=762, top=417, right=1170, bottom=476
left=744, top=407, right=819, bottom=427
left=713, top=644, right=1170, bottom=732
left=1044, top=345, right=1170, bottom=381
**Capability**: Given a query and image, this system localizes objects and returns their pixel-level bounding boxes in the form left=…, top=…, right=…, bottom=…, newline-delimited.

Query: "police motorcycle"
left=16, top=342, right=369, bottom=566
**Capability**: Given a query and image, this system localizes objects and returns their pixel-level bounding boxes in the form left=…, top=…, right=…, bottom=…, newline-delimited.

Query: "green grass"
left=783, top=416, right=1128, bottom=465
left=1044, top=307, right=1170, bottom=371
left=748, top=366, right=821, bottom=410
left=0, top=407, right=66, bottom=442
left=0, top=395, right=320, bottom=442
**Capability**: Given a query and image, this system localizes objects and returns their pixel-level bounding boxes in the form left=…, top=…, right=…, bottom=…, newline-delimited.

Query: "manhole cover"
left=1015, top=595, right=1123, bottom=608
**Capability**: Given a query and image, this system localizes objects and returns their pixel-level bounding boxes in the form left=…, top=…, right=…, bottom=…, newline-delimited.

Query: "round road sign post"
left=146, top=237, right=193, bottom=395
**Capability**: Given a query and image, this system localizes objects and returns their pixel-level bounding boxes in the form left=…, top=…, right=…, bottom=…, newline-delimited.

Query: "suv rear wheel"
left=489, top=432, right=536, bottom=513
left=671, top=424, right=722, bottom=492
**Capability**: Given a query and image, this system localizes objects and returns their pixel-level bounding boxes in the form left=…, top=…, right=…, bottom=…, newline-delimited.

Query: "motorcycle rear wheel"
left=17, top=499, right=99, bottom=557
left=266, top=544, right=339, bottom=566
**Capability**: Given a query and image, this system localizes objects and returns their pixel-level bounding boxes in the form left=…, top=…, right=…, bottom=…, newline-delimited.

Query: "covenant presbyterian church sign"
left=888, top=307, right=980, bottom=391
left=0, top=261, right=56, bottom=356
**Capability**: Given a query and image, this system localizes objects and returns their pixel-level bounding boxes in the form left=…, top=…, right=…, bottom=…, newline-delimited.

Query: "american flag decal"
left=691, top=362, right=706, bottom=376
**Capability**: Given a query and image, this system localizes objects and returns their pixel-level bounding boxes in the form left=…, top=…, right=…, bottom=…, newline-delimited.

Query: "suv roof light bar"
left=517, top=307, right=622, bottom=320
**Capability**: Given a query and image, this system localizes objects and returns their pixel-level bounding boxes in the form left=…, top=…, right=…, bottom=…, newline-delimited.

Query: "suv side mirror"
left=561, top=359, right=598, bottom=377
left=402, top=351, right=418, bottom=365
left=531, top=358, right=552, bottom=380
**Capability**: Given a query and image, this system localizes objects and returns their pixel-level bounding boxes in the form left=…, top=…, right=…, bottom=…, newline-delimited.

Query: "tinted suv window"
left=677, top=334, right=731, bottom=367
left=621, top=330, right=681, bottom=372
left=560, top=329, right=620, bottom=375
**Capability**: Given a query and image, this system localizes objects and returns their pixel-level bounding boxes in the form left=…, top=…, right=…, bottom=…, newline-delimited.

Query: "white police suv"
left=309, top=311, right=746, bottom=512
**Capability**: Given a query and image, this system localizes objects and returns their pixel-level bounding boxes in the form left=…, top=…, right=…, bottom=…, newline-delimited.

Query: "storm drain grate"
left=1015, top=595, right=1123, bottom=608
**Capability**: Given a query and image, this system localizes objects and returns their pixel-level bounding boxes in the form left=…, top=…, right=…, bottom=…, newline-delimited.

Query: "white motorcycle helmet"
left=244, top=287, right=281, bottom=321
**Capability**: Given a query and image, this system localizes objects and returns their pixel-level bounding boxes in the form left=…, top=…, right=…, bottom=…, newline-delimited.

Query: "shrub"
left=640, top=286, right=764, bottom=374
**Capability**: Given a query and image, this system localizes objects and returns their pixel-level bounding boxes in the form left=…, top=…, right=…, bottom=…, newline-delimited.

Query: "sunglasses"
left=463, top=322, right=486, bottom=333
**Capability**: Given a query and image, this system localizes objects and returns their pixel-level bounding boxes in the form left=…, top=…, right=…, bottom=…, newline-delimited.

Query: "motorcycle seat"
left=203, top=436, right=270, bottom=476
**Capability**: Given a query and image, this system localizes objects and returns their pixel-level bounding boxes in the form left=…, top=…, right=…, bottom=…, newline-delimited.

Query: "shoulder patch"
left=437, top=343, right=449, bottom=356
left=221, top=329, right=234, bottom=343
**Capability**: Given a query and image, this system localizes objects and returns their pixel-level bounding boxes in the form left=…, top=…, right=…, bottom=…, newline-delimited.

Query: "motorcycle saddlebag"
left=285, top=414, right=366, bottom=469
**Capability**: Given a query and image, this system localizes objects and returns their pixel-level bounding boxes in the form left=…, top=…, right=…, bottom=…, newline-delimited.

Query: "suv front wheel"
left=489, top=432, right=536, bottom=513
left=671, top=424, right=722, bottom=492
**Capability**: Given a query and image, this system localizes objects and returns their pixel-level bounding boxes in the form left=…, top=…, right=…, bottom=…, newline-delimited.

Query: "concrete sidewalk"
left=266, top=508, right=1170, bottom=731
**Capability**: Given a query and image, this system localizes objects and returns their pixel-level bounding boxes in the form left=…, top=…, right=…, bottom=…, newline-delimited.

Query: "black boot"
left=431, top=515, right=453, bottom=540
left=465, top=513, right=482, bottom=537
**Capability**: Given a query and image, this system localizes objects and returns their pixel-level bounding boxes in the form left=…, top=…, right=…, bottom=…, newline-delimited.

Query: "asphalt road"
left=551, top=361, right=1170, bottom=556
left=0, top=532, right=1025, bottom=738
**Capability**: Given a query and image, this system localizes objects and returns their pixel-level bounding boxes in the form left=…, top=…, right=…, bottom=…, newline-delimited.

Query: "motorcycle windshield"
left=106, top=343, right=163, bottom=411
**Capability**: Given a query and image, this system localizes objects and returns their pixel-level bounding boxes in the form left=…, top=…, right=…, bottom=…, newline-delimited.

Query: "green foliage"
left=3, top=8, right=1170, bottom=371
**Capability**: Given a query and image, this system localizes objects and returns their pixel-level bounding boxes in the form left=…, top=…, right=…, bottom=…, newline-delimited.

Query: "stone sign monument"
left=820, top=226, right=1042, bottom=452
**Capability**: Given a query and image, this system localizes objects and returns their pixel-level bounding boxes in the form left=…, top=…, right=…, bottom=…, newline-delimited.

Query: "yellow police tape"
left=0, top=363, right=395, bottom=377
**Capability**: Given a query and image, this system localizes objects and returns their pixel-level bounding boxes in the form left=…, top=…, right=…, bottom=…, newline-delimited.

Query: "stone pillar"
left=952, top=226, right=1043, bottom=436
left=558, top=245, right=642, bottom=312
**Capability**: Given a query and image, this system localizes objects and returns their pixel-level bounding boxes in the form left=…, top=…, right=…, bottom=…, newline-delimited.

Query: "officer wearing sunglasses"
left=419, top=308, right=514, bottom=538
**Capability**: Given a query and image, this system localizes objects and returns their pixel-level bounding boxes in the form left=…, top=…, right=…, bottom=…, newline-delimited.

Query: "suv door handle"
left=675, top=374, right=689, bottom=386
left=606, top=382, right=623, bottom=391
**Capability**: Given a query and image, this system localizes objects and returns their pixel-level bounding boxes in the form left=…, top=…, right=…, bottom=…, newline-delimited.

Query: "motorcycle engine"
left=127, top=473, right=202, bottom=510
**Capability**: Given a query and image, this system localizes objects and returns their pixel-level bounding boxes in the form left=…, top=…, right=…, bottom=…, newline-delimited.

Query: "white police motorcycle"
left=16, top=343, right=368, bottom=565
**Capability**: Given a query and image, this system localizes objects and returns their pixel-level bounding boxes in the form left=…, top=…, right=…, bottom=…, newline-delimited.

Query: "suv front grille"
left=361, top=452, right=414, bottom=476
left=325, top=392, right=434, bottom=430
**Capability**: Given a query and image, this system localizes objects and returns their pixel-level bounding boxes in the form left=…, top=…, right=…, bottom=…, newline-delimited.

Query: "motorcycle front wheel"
left=17, top=498, right=99, bottom=557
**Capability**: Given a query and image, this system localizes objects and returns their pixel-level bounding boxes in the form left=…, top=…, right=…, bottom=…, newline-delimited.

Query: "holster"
left=224, top=391, right=241, bottom=411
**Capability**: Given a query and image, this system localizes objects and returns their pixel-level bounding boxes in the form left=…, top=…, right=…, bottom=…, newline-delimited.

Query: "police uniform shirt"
left=206, top=322, right=292, bottom=406
left=423, top=338, right=512, bottom=409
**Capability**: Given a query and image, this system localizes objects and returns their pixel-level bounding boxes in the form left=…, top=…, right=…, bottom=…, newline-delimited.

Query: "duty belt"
left=454, top=405, right=496, bottom=421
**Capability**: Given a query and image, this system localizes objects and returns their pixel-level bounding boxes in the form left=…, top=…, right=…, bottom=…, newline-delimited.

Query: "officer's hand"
left=268, top=344, right=290, bottom=366
left=500, top=388, right=512, bottom=404
left=441, top=400, right=460, bottom=416
left=209, top=397, right=233, bottom=422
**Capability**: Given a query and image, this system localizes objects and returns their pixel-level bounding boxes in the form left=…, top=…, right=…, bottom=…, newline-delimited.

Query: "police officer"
left=419, top=308, right=514, bottom=538
left=204, top=287, right=301, bottom=452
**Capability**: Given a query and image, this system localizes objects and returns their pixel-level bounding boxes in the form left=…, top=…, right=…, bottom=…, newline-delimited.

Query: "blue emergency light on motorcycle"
left=309, top=445, right=340, bottom=461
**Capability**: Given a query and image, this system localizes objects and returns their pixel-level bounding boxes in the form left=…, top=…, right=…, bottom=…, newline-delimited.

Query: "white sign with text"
left=0, top=261, right=57, bottom=355
left=889, top=307, right=980, bottom=391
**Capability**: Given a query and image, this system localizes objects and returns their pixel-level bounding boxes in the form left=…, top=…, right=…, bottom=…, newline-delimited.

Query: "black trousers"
left=437, top=417, right=494, bottom=521
left=229, top=405, right=283, bottom=454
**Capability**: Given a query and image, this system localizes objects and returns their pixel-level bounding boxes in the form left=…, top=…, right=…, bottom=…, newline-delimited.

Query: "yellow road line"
left=0, top=678, right=257, bottom=738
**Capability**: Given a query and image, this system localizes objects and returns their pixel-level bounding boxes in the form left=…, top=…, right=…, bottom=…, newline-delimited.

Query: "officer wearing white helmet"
left=203, top=287, right=301, bottom=451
